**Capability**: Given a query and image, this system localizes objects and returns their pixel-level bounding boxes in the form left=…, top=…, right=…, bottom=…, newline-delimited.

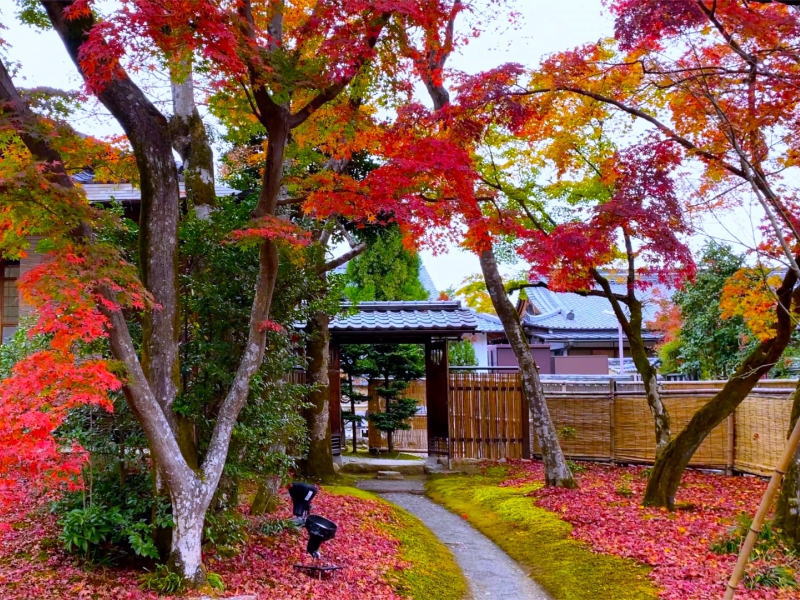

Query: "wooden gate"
left=448, top=371, right=526, bottom=459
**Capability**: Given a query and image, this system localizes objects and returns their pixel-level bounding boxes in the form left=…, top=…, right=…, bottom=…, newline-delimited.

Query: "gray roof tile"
left=523, top=285, right=669, bottom=332
left=331, top=301, right=477, bottom=333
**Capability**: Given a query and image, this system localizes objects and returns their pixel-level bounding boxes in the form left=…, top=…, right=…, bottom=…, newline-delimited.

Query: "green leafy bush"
left=260, top=518, right=299, bottom=536
left=204, top=510, right=247, bottom=557
left=58, top=502, right=163, bottom=561
left=140, top=564, right=186, bottom=595
left=744, top=565, right=798, bottom=590
left=710, top=514, right=784, bottom=558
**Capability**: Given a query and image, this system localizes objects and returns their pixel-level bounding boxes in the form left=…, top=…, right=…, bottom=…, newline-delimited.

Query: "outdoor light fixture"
left=293, top=513, right=341, bottom=580
left=288, top=482, right=318, bottom=525
left=305, top=514, right=337, bottom=558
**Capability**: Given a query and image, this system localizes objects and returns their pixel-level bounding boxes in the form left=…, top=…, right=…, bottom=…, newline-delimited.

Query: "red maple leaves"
left=505, top=461, right=798, bottom=600
left=0, top=487, right=411, bottom=599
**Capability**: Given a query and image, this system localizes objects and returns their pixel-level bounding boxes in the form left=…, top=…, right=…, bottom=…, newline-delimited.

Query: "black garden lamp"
left=305, top=514, right=337, bottom=558
left=288, top=482, right=318, bottom=524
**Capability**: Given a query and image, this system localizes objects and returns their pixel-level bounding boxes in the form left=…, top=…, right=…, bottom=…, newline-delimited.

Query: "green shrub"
left=204, top=510, right=248, bottom=557
left=744, top=565, right=798, bottom=590
left=616, top=473, right=634, bottom=498
left=260, top=518, right=299, bottom=536
left=206, top=571, right=225, bottom=591
left=140, top=564, right=186, bottom=595
left=58, top=504, right=161, bottom=561
left=710, top=514, right=787, bottom=559
left=566, top=460, right=588, bottom=474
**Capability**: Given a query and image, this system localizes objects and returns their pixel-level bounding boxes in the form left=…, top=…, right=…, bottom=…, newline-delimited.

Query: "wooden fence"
left=372, top=374, right=797, bottom=476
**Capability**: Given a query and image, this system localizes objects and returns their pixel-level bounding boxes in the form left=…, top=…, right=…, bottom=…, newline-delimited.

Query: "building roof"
left=417, top=262, right=439, bottom=301
left=532, top=329, right=661, bottom=343
left=522, top=284, right=668, bottom=333
left=472, top=311, right=505, bottom=334
left=79, top=182, right=239, bottom=203
left=330, top=301, right=476, bottom=339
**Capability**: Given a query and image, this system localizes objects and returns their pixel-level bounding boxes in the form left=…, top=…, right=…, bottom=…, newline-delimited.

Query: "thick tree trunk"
left=169, top=487, right=210, bottom=586
left=775, top=380, right=800, bottom=550
left=479, top=249, right=574, bottom=488
left=251, top=474, right=282, bottom=515
left=644, top=268, right=799, bottom=509
left=301, top=311, right=335, bottom=480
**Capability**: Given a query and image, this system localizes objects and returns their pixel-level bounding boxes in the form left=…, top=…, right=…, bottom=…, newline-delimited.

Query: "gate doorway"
left=327, top=301, right=477, bottom=459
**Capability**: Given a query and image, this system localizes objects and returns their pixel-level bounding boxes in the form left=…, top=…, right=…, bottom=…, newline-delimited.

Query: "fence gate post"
left=521, top=371, right=531, bottom=459
left=609, top=378, right=616, bottom=464
left=726, top=412, right=736, bottom=475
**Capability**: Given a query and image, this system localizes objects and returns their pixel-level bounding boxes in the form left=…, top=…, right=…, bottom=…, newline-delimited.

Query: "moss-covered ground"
left=327, top=486, right=468, bottom=600
left=426, top=469, right=659, bottom=600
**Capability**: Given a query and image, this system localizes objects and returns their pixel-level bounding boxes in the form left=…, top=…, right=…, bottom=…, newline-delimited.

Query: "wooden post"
left=426, top=339, right=450, bottom=459
left=726, top=412, right=736, bottom=475
left=724, top=414, right=800, bottom=599
left=367, top=379, right=382, bottom=451
left=328, top=344, right=342, bottom=456
left=521, top=370, right=531, bottom=459
left=609, top=378, right=616, bottom=465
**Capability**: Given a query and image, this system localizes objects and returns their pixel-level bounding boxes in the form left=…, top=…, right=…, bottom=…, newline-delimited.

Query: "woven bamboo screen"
left=734, top=394, right=794, bottom=476
left=612, top=395, right=731, bottom=467
left=367, top=373, right=796, bottom=474
left=532, top=396, right=612, bottom=459
left=448, top=372, right=524, bottom=459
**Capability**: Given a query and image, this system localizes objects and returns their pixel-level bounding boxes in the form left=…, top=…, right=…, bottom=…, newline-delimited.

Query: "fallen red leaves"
left=504, top=461, right=799, bottom=600
left=0, top=488, right=407, bottom=599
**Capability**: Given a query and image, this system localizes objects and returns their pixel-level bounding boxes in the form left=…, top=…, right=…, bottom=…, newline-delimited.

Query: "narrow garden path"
left=358, top=478, right=552, bottom=600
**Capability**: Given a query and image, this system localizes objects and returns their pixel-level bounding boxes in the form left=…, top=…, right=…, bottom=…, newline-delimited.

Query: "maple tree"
left=1, top=0, right=476, bottom=584
left=299, top=2, right=578, bottom=488
left=453, top=0, right=800, bottom=509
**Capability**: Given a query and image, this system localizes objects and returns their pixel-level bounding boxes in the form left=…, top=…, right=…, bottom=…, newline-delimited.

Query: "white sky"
left=1, top=1, right=770, bottom=292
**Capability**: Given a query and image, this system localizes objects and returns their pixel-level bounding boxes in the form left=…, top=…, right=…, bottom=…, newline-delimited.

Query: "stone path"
left=358, top=479, right=552, bottom=600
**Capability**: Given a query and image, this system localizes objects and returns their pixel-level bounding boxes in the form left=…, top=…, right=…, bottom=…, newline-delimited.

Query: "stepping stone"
left=376, top=470, right=404, bottom=480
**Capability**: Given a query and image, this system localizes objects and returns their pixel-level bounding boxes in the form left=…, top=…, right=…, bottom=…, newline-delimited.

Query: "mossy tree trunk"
left=775, top=379, right=800, bottom=550
left=644, top=267, right=799, bottom=509
left=301, top=311, right=336, bottom=480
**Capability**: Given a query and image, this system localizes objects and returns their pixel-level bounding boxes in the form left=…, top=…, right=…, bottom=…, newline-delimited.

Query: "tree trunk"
left=301, top=311, right=335, bottom=480
left=168, top=487, right=210, bottom=586
left=250, top=474, right=282, bottom=515
left=479, top=248, right=574, bottom=488
left=775, top=380, right=800, bottom=550
left=644, top=268, right=799, bottom=509
left=592, top=258, right=671, bottom=457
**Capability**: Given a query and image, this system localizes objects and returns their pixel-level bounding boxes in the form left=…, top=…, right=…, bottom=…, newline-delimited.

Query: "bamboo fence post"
left=726, top=413, right=736, bottom=476
left=724, top=415, right=800, bottom=599
left=609, top=379, right=616, bottom=464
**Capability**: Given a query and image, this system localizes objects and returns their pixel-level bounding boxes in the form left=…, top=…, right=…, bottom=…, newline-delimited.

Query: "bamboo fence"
left=373, top=374, right=797, bottom=476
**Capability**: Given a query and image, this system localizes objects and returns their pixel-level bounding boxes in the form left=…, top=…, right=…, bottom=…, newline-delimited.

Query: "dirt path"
left=358, top=479, right=552, bottom=600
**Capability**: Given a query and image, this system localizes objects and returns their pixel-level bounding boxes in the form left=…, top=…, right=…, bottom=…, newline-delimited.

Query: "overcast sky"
left=2, top=2, right=767, bottom=292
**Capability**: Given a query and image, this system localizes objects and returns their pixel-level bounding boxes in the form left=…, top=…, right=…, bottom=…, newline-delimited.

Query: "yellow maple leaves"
left=719, top=267, right=788, bottom=342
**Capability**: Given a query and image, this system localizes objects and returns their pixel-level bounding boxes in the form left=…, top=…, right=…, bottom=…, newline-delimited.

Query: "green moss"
left=427, top=474, right=659, bottom=600
left=326, top=486, right=467, bottom=600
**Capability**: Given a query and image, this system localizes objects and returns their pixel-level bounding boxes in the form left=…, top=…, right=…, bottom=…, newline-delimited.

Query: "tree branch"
left=320, top=243, right=367, bottom=273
